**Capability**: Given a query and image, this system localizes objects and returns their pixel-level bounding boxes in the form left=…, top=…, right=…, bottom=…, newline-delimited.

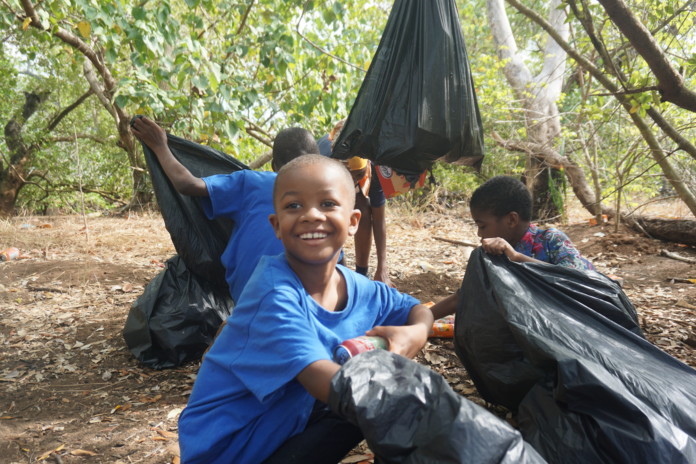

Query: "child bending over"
left=431, top=175, right=594, bottom=319
left=178, top=154, right=434, bottom=464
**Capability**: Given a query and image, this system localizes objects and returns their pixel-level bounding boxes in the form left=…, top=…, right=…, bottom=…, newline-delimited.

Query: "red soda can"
left=333, top=335, right=388, bottom=365
left=0, top=247, right=19, bottom=261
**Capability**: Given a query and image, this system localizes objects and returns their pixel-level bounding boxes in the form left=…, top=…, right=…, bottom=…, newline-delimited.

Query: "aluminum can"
left=333, top=335, right=388, bottom=365
left=429, top=315, right=455, bottom=338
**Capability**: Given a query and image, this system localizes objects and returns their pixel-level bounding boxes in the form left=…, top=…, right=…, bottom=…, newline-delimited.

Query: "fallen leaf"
left=37, top=444, right=65, bottom=461
left=155, top=429, right=178, bottom=439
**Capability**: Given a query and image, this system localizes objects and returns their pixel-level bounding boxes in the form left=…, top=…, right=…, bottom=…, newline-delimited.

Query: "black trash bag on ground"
left=454, top=249, right=696, bottom=463
left=329, top=350, right=546, bottom=463
left=142, top=132, right=247, bottom=290
left=331, top=0, right=484, bottom=177
left=123, top=255, right=233, bottom=369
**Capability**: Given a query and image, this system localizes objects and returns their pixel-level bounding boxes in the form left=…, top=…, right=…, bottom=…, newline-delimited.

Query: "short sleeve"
left=201, top=172, right=246, bottom=219
left=543, top=228, right=595, bottom=271
left=229, top=290, right=330, bottom=403
left=369, top=280, right=419, bottom=327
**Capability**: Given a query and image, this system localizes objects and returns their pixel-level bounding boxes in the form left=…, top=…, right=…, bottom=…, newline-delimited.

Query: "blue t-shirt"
left=178, top=254, right=419, bottom=464
left=201, top=170, right=282, bottom=302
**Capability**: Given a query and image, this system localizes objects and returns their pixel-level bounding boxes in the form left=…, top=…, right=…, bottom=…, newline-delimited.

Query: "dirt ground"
left=0, top=203, right=694, bottom=464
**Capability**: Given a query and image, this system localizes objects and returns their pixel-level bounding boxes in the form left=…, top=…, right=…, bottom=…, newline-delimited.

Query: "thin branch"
left=295, top=1, right=365, bottom=72
left=595, top=0, right=696, bottom=111
left=236, top=0, right=255, bottom=35
left=590, top=86, right=660, bottom=97
left=46, top=89, right=94, bottom=132
left=433, top=237, right=479, bottom=247
left=49, top=134, right=114, bottom=144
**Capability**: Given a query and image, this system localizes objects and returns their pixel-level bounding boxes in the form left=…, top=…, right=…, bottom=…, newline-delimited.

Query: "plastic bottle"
left=0, top=247, right=19, bottom=261
left=333, top=335, right=388, bottom=365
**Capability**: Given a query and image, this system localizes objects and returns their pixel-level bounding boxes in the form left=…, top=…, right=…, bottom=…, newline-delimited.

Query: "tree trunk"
left=632, top=218, right=696, bottom=246
left=0, top=91, right=50, bottom=217
left=486, top=0, right=569, bottom=220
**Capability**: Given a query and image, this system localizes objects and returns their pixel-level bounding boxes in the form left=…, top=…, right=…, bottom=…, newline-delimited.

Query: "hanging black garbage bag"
left=332, top=0, right=484, bottom=177
left=454, top=249, right=696, bottom=463
left=123, top=255, right=233, bottom=369
left=329, top=350, right=546, bottom=463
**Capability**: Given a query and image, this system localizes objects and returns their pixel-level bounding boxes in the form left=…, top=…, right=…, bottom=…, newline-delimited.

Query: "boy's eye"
left=321, top=200, right=338, bottom=208
left=284, top=202, right=301, bottom=210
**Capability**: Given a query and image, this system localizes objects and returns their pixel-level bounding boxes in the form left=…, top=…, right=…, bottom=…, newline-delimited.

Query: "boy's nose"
left=302, top=206, right=325, bottom=221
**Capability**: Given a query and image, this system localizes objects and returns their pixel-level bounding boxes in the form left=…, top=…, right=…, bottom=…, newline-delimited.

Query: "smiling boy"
left=178, top=154, right=433, bottom=464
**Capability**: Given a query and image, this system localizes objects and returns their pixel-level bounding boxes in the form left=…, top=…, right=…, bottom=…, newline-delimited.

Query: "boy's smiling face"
left=270, top=160, right=360, bottom=268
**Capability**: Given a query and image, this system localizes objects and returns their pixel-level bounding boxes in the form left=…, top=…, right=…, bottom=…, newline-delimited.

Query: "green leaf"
left=132, top=6, right=146, bottom=21
left=114, top=94, right=129, bottom=108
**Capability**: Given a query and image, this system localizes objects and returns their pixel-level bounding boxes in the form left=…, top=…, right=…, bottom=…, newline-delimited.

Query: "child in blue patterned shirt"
left=431, top=175, right=594, bottom=319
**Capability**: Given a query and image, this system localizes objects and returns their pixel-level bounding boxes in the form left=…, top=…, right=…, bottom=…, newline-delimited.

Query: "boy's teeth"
left=300, top=232, right=327, bottom=239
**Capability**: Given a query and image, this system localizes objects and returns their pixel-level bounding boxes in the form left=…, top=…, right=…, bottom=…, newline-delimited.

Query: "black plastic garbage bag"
left=455, top=250, right=696, bottom=463
left=332, top=0, right=484, bottom=177
left=123, top=255, right=233, bottom=369
left=123, top=132, right=245, bottom=368
left=329, top=350, right=546, bottom=463
left=142, top=132, right=247, bottom=290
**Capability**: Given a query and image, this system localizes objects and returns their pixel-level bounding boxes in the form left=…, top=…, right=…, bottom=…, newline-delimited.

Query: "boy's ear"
left=505, top=211, right=520, bottom=228
left=268, top=213, right=281, bottom=239
left=347, top=209, right=361, bottom=236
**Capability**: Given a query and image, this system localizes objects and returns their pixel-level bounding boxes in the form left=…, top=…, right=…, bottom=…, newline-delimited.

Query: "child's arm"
left=296, top=360, right=341, bottom=403
left=481, top=237, right=545, bottom=264
left=431, top=293, right=459, bottom=319
left=130, top=116, right=208, bottom=197
left=366, top=304, right=433, bottom=359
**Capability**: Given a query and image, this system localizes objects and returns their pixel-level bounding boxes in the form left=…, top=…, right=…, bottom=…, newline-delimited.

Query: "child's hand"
left=481, top=237, right=522, bottom=261
left=130, top=116, right=168, bottom=150
left=366, top=324, right=429, bottom=359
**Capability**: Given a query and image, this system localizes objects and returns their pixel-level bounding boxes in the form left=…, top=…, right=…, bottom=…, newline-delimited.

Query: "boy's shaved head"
left=274, top=154, right=356, bottom=208
left=272, top=127, right=320, bottom=170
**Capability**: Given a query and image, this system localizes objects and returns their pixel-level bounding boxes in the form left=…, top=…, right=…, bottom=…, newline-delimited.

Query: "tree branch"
left=505, top=0, right=696, bottom=216
left=49, top=134, right=114, bottom=145
left=295, top=1, right=366, bottom=73
left=595, top=0, right=696, bottom=112
left=46, top=89, right=94, bottom=132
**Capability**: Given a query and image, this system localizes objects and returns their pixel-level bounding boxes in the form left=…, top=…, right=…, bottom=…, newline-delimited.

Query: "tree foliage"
left=0, top=0, right=694, bottom=219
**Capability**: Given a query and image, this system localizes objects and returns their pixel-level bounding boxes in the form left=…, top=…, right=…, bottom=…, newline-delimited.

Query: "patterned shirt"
left=514, top=224, right=595, bottom=271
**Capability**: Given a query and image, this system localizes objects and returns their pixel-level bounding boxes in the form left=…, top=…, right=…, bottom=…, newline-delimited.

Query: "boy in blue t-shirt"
left=177, top=154, right=434, bottom=463
left=431, top=175, right=594, bottom=319
left=130, top=116, right=319, bottom=302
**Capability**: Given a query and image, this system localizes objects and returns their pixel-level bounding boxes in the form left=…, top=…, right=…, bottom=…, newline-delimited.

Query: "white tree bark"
left=486, top=0, right=570, bottom=218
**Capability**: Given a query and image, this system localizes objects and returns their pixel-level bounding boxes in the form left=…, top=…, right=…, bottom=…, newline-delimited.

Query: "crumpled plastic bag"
left=454, top=249, right=696, bottom=463
left=329, top=350, right=546, bottom=463
left=123, top=255, right=233, bottom=369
